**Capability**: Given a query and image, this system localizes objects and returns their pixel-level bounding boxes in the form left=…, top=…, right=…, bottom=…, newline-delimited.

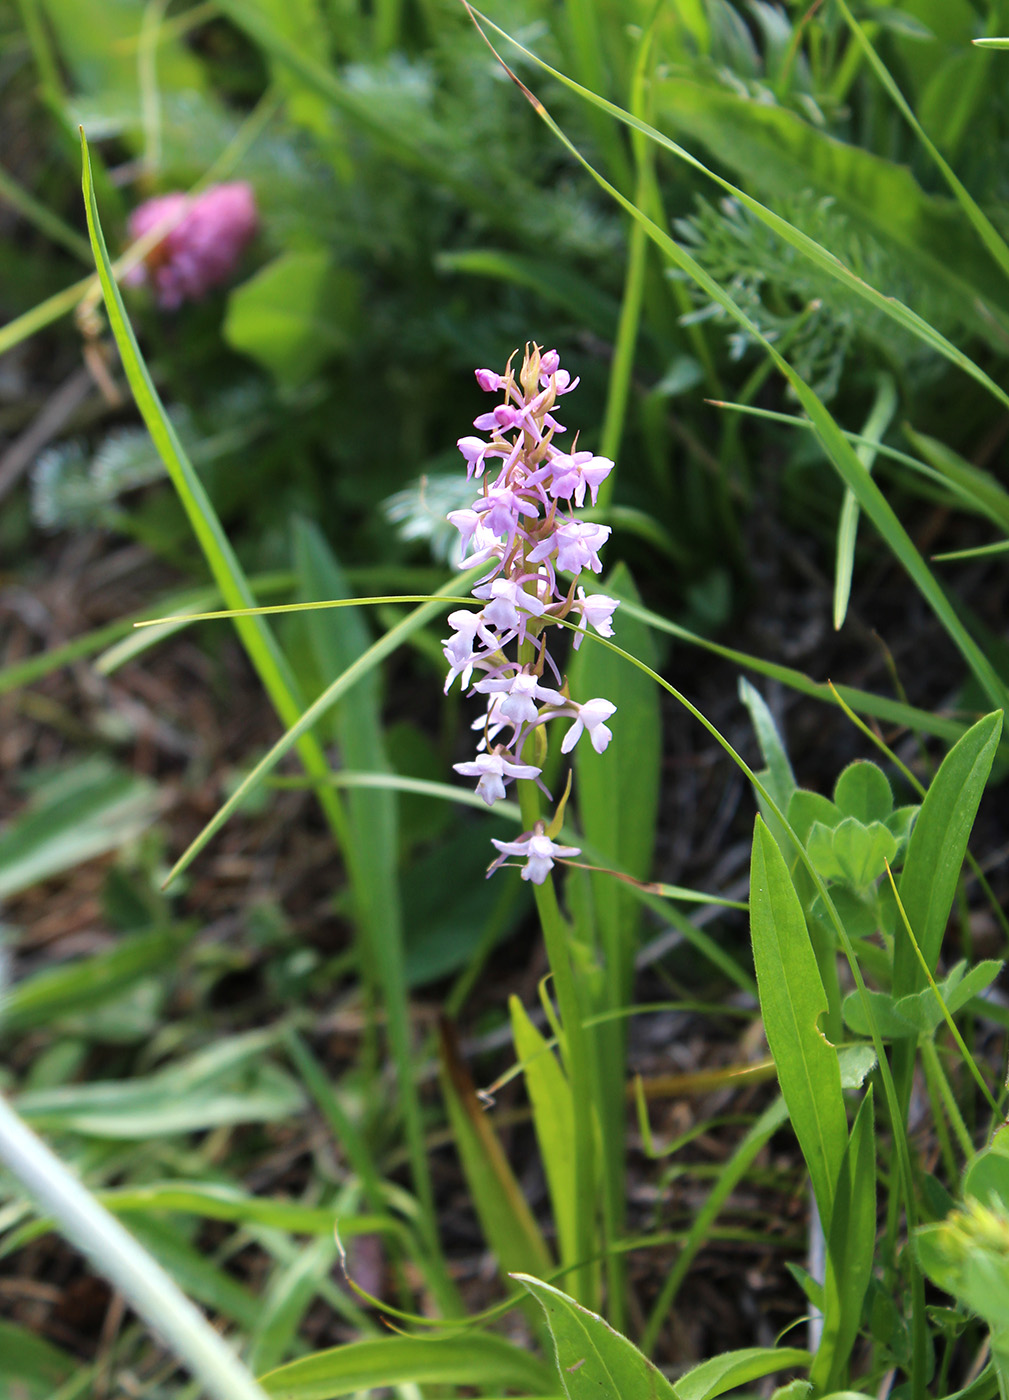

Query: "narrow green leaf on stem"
left=834, top=374, right=896, bottom=630
left=885, top=862, right=999, bottom=1115
left=750, top=818, right=848, bottom=1231
left=835, top=0, right=1009, bottom=287
left=465, top=7, right=1009, bottom=415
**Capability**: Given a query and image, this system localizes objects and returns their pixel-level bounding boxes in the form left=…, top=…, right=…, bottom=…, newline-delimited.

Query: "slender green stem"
left=138, top=0, right=170, bottom=179
left=0, top=163, right=92, bottom=263
left=920, top=1038, right=975, bottom=1164
left=81, top=133, right=454, bottom=1312
left=886, top=863, right=999, bottom=1116
left=643, top=1098, right=789, bottom=1355
left=596, top=19, right=655, bottom=511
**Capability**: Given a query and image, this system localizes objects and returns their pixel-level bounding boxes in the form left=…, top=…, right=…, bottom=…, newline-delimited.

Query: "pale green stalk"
left=0, top=1094, right=268, bottom=1400
left=0, top=163, right=91, bottom=262
left=920, top=1038, right=975, bottom=1164
left=885, top=864, right=999, bottom=1116
left=834, top=373, right=897, bottom=630
left=515, top=601, right=596, bottom=1309
left=596, top=15, right=656, bottom=512
left=81, top=132, right=454, bottom=1311
left=138, top=0, right=170, bottom=179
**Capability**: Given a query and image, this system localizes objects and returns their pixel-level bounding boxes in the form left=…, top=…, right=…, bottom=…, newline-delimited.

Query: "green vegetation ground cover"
left=3, top=1, right=1009, bottom=1398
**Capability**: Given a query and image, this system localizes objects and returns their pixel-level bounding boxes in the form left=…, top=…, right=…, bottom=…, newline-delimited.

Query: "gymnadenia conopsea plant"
left=444, top=343, right=619, bottom=882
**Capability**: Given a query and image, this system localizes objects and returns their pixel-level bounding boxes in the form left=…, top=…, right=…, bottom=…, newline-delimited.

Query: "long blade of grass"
left=0, top=163, right=92, bottom=262
left=834, top=373, right=896, bottom=630
left=0, top=574, right=294, bottom=697
left=159, top=580, right=473, bottom=888
left=712, top=401, right=1009, bottom=531
left=595, top=11, right=658, bottom=511
left=543, top=624, right=927, bottom=1392
left=886, top=862, right=999, bottom=1116
left=467, top=17, right=1009, bottom=714
left=80, top=129, right=450, bottom=1297
left=835, top=0, right=1009, bottom=287
left=0, top=1094, right=269, bottom=1400
left=813, top=1088, right=876, bottom=1393
left=510, top=996, right=578, bottom=1278
left=464, top=7, right=1009, bottom=416
left=259, top=1332, right=557, bottom=1399
left=80, top=128, right=347, bottom=818
left=611, top=593, right=976, bottom=746
left=1, top=93, right=279, bottom=361
left=438, top=1019, right=554, bottom=1284
left=641, top=1097, right=789, bottom=1355
left=163, top=585, right=981, bottom=749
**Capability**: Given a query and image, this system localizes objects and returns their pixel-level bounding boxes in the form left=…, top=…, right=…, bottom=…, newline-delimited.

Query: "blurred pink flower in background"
left=125, top=182, right=258, bottom=309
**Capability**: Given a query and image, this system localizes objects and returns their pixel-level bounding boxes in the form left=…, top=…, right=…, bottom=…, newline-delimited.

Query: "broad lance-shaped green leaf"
left=0, top=758, right=159, bottom=901
left=510, top=995, right=578, bottom=1275
left=749, top=818, right=848, bottom=1231
left=259, top=1332, right=557, bottom=1399
left=224, top=251, right=359, bottom=389
left=895, top=711, right=1002, bottom=995
left=438, top=1019, right=554, bottom=1287
left=676, top=1346, right=811, bottom=1400
left=0, top=926, right=188, bottom=1034
left=515, top=1273, right=680, bottom=1399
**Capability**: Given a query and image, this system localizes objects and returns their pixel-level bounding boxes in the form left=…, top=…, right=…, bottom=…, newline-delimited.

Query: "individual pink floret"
left=126, top=182, right=258, bottom=309
left=489, top=831, right=582, bottom=884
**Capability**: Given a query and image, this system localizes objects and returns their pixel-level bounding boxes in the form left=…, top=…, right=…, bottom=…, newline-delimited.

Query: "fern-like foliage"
left=382, top=473, right=476, bottom=565
left=32, top=385, right=268, bottom=532
left=676, top=193, right=972, bottom=400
